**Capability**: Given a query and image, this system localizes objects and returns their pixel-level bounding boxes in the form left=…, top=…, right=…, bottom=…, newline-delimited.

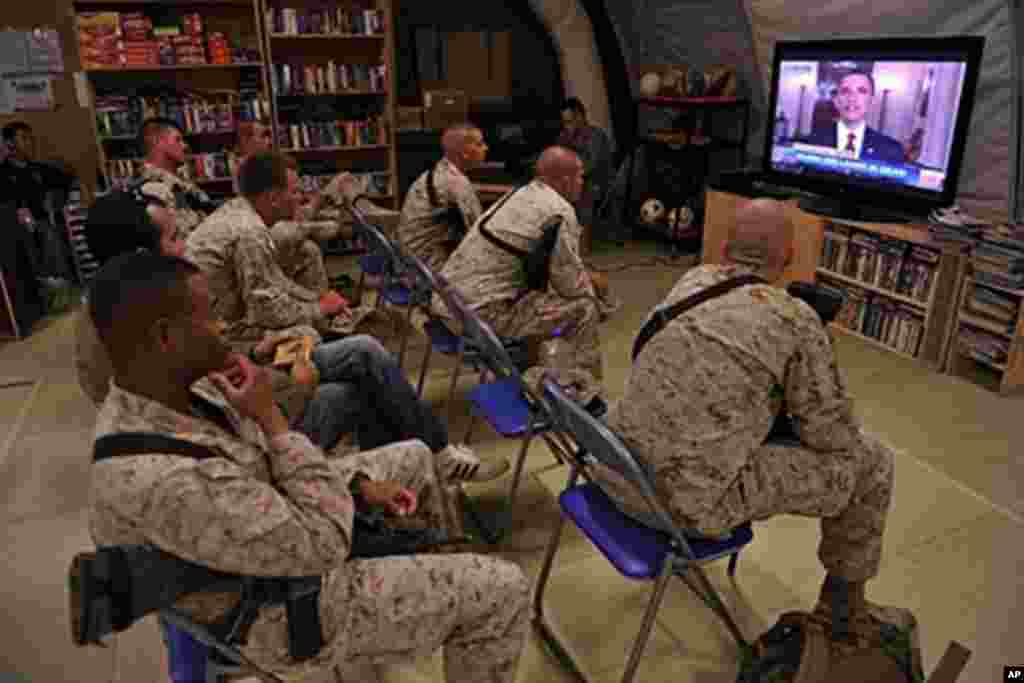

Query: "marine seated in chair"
left=597, top=197, right=897, bottom=638
left=235, top=123, right=368, bottom=293
left=84, top=250, right=530, bottom=682
left=396, top=123, right=487, bottom=271
left=79, top=188, right=507, bottom=482
left=438, top=145, right=607, bottom=407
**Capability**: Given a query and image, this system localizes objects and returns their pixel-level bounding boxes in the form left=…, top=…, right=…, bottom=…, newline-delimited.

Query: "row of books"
left=106, top=153, right=238, bottom=188
left=971, top=230, right=1024, bottom=291
left=271, top=62, right=386, bottom=96
left=821, top=280, right=926, bottom=356
left=820, top=226, right=940, bottom=303
left=957, top=327, right=1010, bottom=367
left=280, top=118, right=387, bottom=150
left=265, top=7, right=384, bottom=36
left=962, top=282, right=1020, bottom=335
left=94, top=92, right=269, bottom=140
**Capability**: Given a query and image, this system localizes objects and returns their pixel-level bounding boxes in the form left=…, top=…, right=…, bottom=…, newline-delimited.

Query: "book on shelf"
left=271, top=62, right=386, bottom=96
left=958, top=327, right=1010, bottom=366
left=281, top=117, right=387, bottom=150
left=874, top=238, right=906, bottom=292
left=95, top=91, right=269, bottom=139
left=77, top=11, right=260, bottom=69
left=266, top=7, right=384, bottom=36
left=849, top=232, right=879, bottom=284
left=820, top=276, right=925, bottom=356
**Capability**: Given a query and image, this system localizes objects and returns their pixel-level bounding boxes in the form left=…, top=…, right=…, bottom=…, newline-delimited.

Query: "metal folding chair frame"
left=434, top=280, right=576, bottom=542
left=533, top=378, right=750, bottom=683
left=346, top=201, right=428, bottom=370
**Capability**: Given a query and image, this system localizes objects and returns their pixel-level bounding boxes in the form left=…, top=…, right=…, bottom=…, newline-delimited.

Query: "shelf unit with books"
left=261, top=0, right=397, bottom=207
left=814, top=217, right=969, bottom=369
left=943, top=227, right=1024, bottom=394
left=74, top=0, right=271, bottom=198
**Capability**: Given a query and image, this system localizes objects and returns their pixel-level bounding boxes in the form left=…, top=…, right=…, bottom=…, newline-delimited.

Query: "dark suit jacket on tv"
left=803, top=123, right=905, bottom=164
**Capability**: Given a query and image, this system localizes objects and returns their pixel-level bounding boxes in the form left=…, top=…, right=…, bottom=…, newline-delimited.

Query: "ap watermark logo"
left=1006, top=666, right=1024, bottom=680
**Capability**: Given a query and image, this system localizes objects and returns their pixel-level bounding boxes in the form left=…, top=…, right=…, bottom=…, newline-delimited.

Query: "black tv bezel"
left=761, top=36, right=986, bottom=218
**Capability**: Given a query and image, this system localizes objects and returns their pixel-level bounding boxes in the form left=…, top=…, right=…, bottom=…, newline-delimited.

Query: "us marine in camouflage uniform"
left=185, top=153, right=349, bottom=348
left=86, top=251, right=529, bottom=682
left=438, top=146, right=605, bottom=403
left=235, top=122, right=356, bottom=293
left=600, top=198, right=895, bottom=625
left=134, top=117, right=216, bottom=237
left=397, top=124, right=487, bottom=271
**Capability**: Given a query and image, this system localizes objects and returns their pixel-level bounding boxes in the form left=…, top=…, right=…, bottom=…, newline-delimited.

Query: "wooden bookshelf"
left=703, top=189, right=969, bottom=371
left=74, top=0, right=270, bottom=195
left=944, top=273, right=1024, bottom=394
left=261, top=0, right=398, bottom=208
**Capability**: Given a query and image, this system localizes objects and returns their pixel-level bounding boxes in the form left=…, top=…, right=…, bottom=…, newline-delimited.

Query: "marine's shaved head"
left=441, top=123, right=486, bottom=170
left=535, top=146, right=585, bottom=203
left=441, top=123, right=478, bottom=155
left=535, top=146, right=579, bottom=179
left=724, top=198, right=794, bottom=283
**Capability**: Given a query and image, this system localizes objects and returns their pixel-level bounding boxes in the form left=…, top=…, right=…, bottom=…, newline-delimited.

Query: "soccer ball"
left=640, top=198, right=666, bottom=224
left=666, top=206, right=695, bottom=237
left=639, top=72, right=662, bottom=98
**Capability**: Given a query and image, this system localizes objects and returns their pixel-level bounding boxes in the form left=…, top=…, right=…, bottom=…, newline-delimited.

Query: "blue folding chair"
left=534, top=378, right=753, bottom=683
left=434, top=280, right=586, bottom=543
left=402, top=253, right=530, bottom=423
left=159, top=609, right=285, bottom=683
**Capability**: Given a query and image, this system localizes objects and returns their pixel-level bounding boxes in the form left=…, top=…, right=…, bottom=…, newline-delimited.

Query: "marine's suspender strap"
left=93, top=432, right=220, bottom=463
left=476, top=186, right=530, bottom=259
left=631, top=274, right=766, bottom=362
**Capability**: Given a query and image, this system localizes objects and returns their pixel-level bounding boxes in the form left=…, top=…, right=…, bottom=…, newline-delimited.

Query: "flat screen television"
left=762, top=36, right=985, bottom=223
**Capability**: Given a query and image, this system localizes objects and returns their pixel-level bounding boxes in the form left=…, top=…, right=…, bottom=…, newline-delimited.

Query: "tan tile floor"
left=1, top=243, right=1021, bottom=682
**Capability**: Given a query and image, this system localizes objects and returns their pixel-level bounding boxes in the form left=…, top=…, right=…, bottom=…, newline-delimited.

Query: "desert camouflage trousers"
left=478, top=292, right=605, bottom=404
left=239, top=440, right=530, bottom=682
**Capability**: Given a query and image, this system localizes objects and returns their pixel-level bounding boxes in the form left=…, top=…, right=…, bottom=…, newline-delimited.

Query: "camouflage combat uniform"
left=89, top=381, right=529, bottom=680
left=269, top=220, right=334, bottom=294
left=136, top=163, right=213, bottom=237
left=397, top=158, right=483, bottom=271
left=601, top=264, right=894, bottom=582
left=185, top=197, right=324, bottom=347
left=438, top=179, right=604, bottom=402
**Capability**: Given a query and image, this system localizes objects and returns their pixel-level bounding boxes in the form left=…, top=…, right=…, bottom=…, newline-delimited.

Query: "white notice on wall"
left=8, top=74, right=54, bottom=111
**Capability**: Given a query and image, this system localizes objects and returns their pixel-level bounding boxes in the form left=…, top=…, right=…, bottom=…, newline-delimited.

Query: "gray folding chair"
left=434, top=280, right=576, bottom=542
left=347, top=200, right=429, bottom=369
left=534, top=378, right=754, bottom=683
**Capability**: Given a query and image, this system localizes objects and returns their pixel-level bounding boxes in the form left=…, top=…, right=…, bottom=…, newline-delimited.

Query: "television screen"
left=763, top=38, right=984, bottom=220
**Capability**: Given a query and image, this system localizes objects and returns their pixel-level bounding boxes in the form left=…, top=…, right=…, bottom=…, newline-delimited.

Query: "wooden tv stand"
left=703, top=189, right=969, bottom=369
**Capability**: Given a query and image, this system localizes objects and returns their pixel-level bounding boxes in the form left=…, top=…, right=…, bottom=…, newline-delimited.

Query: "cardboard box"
left=423, top=90, right=468, bottom=131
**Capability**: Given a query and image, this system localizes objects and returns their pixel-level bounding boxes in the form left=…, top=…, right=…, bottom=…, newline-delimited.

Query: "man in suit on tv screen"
left=804, top=71, right=905, bottom=165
